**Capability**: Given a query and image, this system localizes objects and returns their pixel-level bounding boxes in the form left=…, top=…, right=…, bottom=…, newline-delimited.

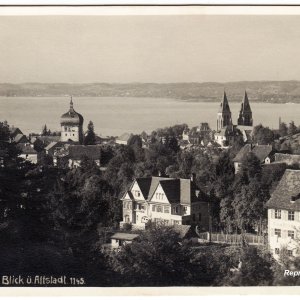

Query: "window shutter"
left=271, top=209, right=275, bottom=219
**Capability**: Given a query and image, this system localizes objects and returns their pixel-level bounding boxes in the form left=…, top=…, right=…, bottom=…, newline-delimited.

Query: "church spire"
left=217, top=90, right=232, bottom=131
left=237, top=90, right=253, bottom=126
left=70, top=96, right=74, bottom=110
left=218, top=90, right=231, bottom=113
left=240, top=90, right=251, bottom=113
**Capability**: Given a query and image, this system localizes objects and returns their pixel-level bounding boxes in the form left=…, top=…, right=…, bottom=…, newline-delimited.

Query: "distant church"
left=215, top=91, right=253, bottom=146
left=60, top=97, right=84, bottom=144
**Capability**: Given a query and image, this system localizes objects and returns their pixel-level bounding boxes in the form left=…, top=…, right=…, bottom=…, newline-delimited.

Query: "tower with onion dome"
left=60, top=97, right=84, bottom=144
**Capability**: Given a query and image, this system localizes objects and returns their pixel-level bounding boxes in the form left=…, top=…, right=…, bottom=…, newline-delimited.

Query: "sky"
left=1, top=14, right=300, bottom=83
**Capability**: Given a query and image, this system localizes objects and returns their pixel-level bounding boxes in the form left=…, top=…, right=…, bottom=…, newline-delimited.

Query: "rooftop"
left=111, top=232, right=139, bottom=241
left=266, top=169, right=300, bottom=211
left=123, top=176, right=198, bottom=205
left=68, top=145, right=102, bottom=160
left=233, top=144, right=273, bottom=163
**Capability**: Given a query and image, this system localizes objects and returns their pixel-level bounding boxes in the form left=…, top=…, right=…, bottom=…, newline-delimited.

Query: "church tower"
left=237, top=91, right=253, bottom=126
left=217, top=91, right=232, bottom=131
left=60, top=97, right=84, bottom=144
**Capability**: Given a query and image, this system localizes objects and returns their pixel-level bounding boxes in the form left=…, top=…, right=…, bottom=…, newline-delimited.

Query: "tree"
left=221, top=247, right=274, bottom=286
left=109, top=226, right=193, bottom=286
left=288, top=121, right=298, bottom=136
left=279, top=122, right=288, bottom=137
left=252, top=124, right=274, bottom=145
left=128, top=135, right=142, bottom=148
left=84, top=121, right=96, bottom=145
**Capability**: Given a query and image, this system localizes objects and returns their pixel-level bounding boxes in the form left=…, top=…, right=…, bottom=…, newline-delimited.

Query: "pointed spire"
left=70, top=96, right=73, bottom=110
left=241, top=90, right=251, bottom=112
left=218, top=90, right=231, bottom=113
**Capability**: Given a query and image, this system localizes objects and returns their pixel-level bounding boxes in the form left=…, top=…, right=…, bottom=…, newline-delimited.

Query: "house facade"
left=120, top=176, right=209, bottom=231
left=266, top=169, right=300, bottom=259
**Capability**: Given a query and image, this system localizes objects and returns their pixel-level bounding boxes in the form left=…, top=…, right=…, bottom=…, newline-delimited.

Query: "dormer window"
left=291, top=193, right=300, bottom=203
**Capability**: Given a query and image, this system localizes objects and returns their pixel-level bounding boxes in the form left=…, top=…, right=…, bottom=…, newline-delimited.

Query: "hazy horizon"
left=1, top=15, right=300, bottom=83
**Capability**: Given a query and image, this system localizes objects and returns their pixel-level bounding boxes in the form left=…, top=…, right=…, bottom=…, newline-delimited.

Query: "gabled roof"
left=233, top=144, right=273, bottom=163
left=160, top=179, right=181, bottom=203
left=45, top=141, right=59, bottom=151
left=18, top=143, right=37, bottom=155
left=218, top=91, right=231, bottom=113
left=135, top=177, right=152, bottom=199
left=68, top=145, right=101, bottom=160
left=266, top=169, right=300, bottom=210
left=9, top=127, right=23, bottom=138
left=173, top=224, right=192, bottom=239
left=14, top=134, right=28, bottom=144
left=117, top=133, right=133, bottom=142
left=111, top=232, right=139, bottom=241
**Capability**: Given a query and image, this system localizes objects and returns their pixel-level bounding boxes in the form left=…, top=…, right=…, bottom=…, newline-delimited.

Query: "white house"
left=266, top=169, right=300, bottom=259
left=18, top=143, right=38, bottom=164
left=120, top=176, right=209, bottom=231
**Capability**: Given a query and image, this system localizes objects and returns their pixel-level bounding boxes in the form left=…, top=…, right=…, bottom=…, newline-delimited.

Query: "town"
left=1, top=89, right=300, bottom=287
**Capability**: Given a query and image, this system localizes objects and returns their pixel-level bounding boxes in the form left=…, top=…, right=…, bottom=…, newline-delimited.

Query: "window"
left=275, top=229, right=281, bottom=237
left=288, top=230, right=295, bottom=239
left=164, top=206, right=170, bottom=213
left=157, top=206, right=162, bottom=213
left=65, top=133, right=67, bottom=136
left=275, top=209, right=281, bottom=219
left=152, top=205, right=155, bottom=212
left=172, top=206, right=179, bottom=214
left=183, top=206, right=188, bottom=214
left=135, top=191, right=141, bottom=197
left=136, top=215, right=138, bottom=221
left=275, top=248, right=280, bottom=255
left=288, top=250, right=293, bottom=256
left=288, top=211, right=295, bottom=221
left=123, top=202, right=126, bottom=209
left=141, top=205, right=145, bottom=211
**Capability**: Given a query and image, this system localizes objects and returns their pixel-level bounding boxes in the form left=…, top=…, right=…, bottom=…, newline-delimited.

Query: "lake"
left=0, top=97, right=299, bottom=137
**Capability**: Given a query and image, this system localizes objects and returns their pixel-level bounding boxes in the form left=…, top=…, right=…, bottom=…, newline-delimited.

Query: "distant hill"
left=1, top=81, right=300, bottom=103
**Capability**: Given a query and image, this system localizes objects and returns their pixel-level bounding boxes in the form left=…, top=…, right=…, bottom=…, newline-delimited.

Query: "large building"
left=120, top=176, right=209, bottom=231
left=60, top=97, right=84, bottom=144
left=215, top=91, right=254, bottom=146
left=266, top=169, right=300, bottom=259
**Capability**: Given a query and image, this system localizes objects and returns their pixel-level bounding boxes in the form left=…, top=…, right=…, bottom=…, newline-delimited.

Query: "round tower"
left=60, top=97, right=84, bottom=144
